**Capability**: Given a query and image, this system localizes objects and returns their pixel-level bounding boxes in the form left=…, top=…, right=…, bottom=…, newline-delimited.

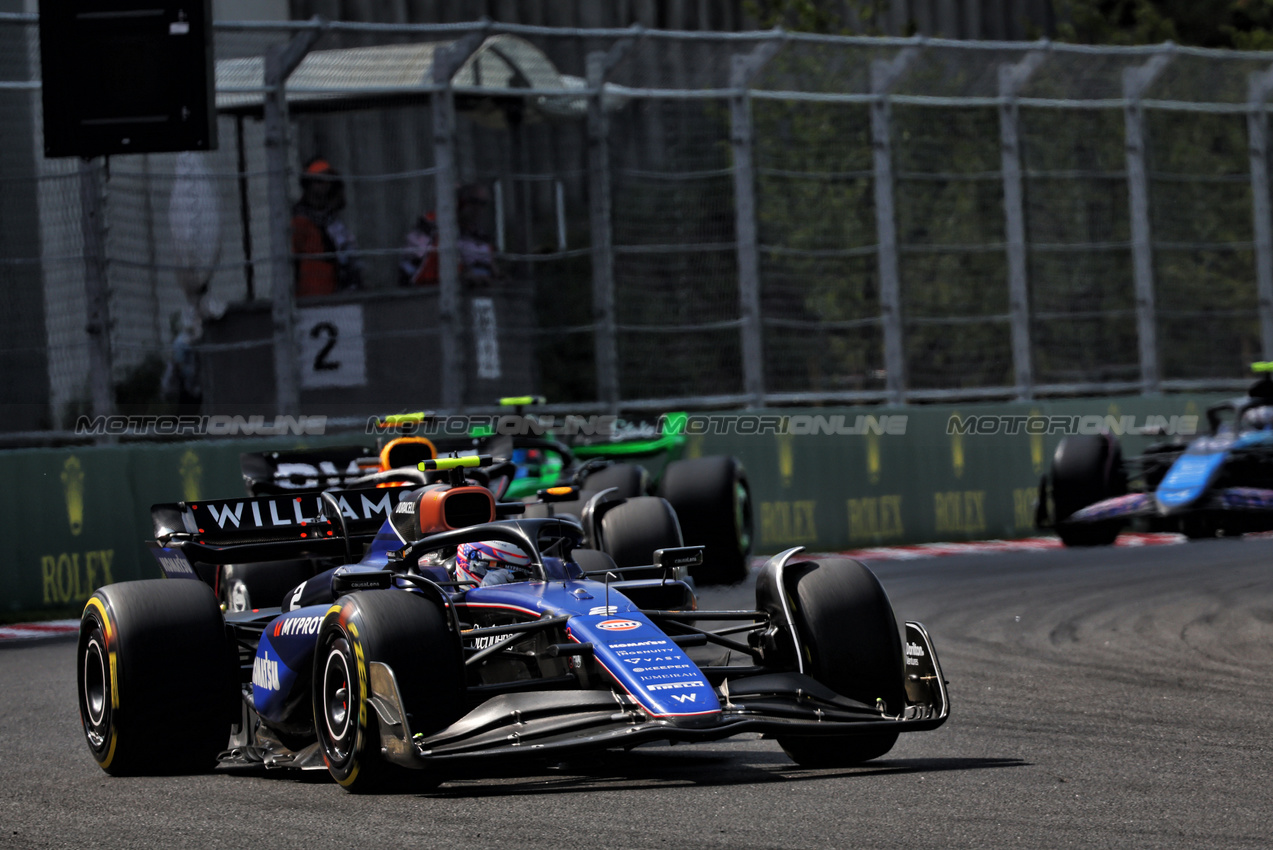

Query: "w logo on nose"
left=670, top=693, right=697, bottom=704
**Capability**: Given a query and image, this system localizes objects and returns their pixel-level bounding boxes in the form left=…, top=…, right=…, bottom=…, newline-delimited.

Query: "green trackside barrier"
left=0, top=394, right=1226, bottom=614
left=0, top=434, right=362, bottom=615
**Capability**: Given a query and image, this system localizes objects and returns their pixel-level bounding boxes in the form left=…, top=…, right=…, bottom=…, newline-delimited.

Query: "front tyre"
left=772, top=558, right=905, bottom=767
left=314, top=590, right=464, bottom=792
left=1051, top=434, right=1126, bottom=547
left=77, top=580, right=234, bottom=775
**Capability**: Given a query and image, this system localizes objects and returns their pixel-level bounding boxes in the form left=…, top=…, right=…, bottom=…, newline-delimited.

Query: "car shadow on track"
left=419, top=752, right=1028, bottom=798
left=225, top=749, right=1026, bottom=796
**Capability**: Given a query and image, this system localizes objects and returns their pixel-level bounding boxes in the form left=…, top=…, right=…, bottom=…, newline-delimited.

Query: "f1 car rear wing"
left=151, top=485, right=416, bottom=563
left=240, top=447, right=380, bottom=495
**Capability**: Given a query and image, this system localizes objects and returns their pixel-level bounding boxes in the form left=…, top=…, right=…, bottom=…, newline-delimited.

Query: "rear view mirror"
left=654, top=546, right=704, bottom=582
left=331, top=568, right=393, bottom=596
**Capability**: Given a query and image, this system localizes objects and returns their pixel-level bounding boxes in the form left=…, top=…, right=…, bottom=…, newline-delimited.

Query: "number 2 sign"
left=296, top=304, right=367, bottom=389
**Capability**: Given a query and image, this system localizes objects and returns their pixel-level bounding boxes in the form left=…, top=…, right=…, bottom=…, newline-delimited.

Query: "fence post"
left=730, top=34, right=783, bottom=409
left=870, top=44, right=920, bottom=404
left=587, top=32, right=638, bottom=414
left=1123, top=47, right=1174, bottom=394
left=265, top=22, right=324, bottom=417
left=78, top=158, right=114, bottom=423
left=431, top=28, right=487, bottom=411
left=998, top=45, right=1047, bottom=400
left=1249, top=65, right=1273, bottom=360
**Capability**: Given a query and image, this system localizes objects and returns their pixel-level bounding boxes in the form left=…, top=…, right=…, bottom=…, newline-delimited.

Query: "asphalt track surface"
left=3, top=539, right=1271, bottom=849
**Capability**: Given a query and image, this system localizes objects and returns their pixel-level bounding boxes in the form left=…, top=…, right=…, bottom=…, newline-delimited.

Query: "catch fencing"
left=3, top=15, right=1273, bottom=435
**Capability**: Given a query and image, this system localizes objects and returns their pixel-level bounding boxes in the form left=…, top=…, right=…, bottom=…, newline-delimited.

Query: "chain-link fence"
left=4, top=14, right=1273, bottom=435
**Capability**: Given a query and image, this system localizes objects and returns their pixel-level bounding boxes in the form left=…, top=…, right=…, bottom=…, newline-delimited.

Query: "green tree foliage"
left=745, top=0, right=890, bottom=35
left=743, top=1, right=1268, bottom=389
left=1056, top=0, right=1273, bottom=49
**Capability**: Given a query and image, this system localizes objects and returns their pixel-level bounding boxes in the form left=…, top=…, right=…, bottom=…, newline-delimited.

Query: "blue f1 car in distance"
left=77, top=456, right=948, bottom=791
left=1040, top=364, right=1273, bottom=545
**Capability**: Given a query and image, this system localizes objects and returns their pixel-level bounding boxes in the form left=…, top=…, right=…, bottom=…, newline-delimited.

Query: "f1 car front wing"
left=366, top=622, right=949, bottom=767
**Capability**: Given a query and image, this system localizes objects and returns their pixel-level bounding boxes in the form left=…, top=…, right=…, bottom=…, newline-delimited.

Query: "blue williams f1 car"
left=77, top=457, right=947, bottom=791
left=1040, top=365, right=1273, bottom=545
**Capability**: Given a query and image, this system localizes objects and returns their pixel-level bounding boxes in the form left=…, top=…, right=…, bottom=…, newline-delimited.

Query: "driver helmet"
left=454, top=540, right=532, bottom=586
left=1242, top=405, right=1273, bottom=431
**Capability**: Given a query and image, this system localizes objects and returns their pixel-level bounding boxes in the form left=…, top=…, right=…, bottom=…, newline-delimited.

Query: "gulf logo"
left=597, top=619, right=641, bottom=632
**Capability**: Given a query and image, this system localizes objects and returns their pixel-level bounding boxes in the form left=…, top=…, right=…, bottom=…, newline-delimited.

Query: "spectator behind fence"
left=400, top=183, right=502, bottom=286
left=292, top=157, right=363, bottom=297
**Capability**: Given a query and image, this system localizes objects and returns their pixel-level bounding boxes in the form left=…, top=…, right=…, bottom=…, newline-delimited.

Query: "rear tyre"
left=774, top=558, right=904, bottom=767
left=597, top=496, right=683, bottom=568
left=1051, top=434, right=1126, bottom=547
left=658, top=456, right=753, bottom=585
left=314, top=590, right=463, bottom=792
left=1057, top=522, right=1122, bottom=547
left=1180, top=515, right=1220, bottom=540
left=77, top=579, right=234, bottom=775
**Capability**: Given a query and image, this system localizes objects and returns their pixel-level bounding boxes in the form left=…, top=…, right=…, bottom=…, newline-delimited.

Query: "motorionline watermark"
left=75, top=414, right=328, bottom=437
left=946, top=413, right=1198, bottom=437
left=373, top=413, right=909, bottom=438
left=371, top=414, right=621, bottom=437
left=675, top=414, right=908, bottom=436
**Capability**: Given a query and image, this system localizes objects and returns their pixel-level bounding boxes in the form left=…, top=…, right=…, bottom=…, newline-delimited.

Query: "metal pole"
left=79, top=157, right=114, bottom=422
left=265, top=21, right=325, bottom=417
left=236, top=115, right=255, bottom=300
left=432, top=28, right=488, bottom=411
left=1249, top=66, right=1273, bottom=359
left=1123, top=47, right=1173, bottom=395
left=999, top=46, right=1047, bottom=400
left=871, top=45, right=920, bottom=404
left=587, top=32, right=639, bottom=414
left=730, top=35, right=783, bottom=409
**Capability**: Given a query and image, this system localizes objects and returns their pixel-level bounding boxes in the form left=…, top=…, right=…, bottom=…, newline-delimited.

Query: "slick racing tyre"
left=598, top=496, right=683, bottom=568
left=774, top=558, right=905, bottom=767
left=222, top=560, right=312, bottom=612
left=579, top=462, right=648, bottom=499
left=658, top=456, right=753, bottom=585
left=314, top=590, right=464, bottom=792
left=77, top=579, right=235, bottom=775
left=1051, top=434, right=1126, bottom=547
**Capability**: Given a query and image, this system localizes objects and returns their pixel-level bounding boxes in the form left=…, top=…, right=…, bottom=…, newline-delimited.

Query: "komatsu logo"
left=273, top=616, right=322, bottom=638
left=612, top=640, right=667, bottom=650
left=253, top=652, right=280, bottom=691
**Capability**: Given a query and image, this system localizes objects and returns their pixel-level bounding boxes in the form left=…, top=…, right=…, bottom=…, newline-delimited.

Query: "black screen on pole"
left=39, top=1, right=216, bottom=158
